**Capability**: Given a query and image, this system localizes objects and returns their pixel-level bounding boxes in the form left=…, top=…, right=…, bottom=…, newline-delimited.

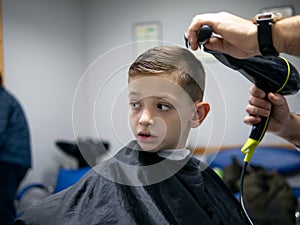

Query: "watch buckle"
left=253, top=12, right=283, bottom=23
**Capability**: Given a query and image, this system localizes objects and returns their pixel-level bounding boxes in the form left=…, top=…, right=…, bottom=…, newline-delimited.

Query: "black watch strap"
left=254, top=13, right=283, bottom=57
left=257, top=19, right=278, bottom=57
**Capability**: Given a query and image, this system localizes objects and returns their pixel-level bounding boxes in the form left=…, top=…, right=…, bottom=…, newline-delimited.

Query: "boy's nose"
left=139, top=109, right=154, bottom=126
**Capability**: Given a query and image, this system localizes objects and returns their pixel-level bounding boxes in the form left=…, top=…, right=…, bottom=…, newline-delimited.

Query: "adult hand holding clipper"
left=244, top=85, right=297, bottom=143
left=186, top=12, right=300, bottom=148
left=186, top=12, right=300, bottom=58
left=185, top=21, right=300, bottom=225
left=185, top=24, right=300, bottom=162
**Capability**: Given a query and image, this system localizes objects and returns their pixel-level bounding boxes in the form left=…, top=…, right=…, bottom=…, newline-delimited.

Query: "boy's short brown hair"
left=128, top=45, right=206, bottom=102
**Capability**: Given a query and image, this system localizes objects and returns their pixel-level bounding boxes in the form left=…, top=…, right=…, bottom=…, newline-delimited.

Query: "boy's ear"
left=190, top=102, right=210, bottom=128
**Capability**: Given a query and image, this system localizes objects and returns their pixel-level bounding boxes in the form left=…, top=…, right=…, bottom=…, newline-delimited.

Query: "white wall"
left=82, top=0, right=300, bottom=152
left=2, top=0, right=300, bottom=187
left=2, top=0, right=85, bottom=186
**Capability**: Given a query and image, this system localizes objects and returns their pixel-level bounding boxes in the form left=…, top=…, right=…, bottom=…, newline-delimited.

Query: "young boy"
left=14, top=46, right=250, bottom=225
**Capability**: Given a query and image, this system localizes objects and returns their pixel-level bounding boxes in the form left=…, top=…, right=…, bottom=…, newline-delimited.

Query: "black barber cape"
left=14, top=141, right=250, bottom=225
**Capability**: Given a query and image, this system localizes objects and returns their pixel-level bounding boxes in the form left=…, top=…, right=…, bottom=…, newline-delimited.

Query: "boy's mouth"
left=137, top=131, right=155, bottom=141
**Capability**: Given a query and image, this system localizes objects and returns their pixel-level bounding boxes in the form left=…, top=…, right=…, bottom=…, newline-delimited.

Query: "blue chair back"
left=206, top=146, right=300, bottom=175
left=54, top=167, right=90, bottom=193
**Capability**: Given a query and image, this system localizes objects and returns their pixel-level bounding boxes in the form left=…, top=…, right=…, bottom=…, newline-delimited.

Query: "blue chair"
left=52, top=166, right=91, bottom=193
left=16, top=138, right=109, bottom=216
left=16, top=166, right=91, bottom=201
left=15, top=167, right=90, bottom=218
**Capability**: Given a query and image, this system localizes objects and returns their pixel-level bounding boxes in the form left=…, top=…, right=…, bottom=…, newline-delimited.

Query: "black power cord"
left=239, top=162, right=255, bottom=225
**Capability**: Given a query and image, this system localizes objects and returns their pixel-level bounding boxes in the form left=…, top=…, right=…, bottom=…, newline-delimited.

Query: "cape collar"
left=157, top=148, right=191, bottom=160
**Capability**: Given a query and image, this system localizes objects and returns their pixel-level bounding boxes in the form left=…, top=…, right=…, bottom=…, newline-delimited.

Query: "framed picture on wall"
left=132, top=21, right=162, bottom=57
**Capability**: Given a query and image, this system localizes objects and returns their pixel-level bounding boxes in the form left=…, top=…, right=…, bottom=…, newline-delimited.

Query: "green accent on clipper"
left=241, top=138, right=260, bottom=163
left=277, top=57, right=291, bottom=93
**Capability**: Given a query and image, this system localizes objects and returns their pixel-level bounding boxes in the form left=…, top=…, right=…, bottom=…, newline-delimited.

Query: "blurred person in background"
left=0, top=74, right=32, bottom=225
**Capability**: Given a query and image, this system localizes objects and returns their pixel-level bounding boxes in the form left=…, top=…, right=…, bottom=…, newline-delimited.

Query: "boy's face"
left=128, top=75, right=209, bottom=152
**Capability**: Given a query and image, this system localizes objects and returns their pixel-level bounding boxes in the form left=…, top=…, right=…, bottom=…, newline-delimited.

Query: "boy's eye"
left=130, top=102, right=140, bottom=109
left=157, top=103, right=171, bottom=111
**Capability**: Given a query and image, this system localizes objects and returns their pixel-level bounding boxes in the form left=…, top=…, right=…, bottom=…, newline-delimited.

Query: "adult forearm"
left=276, top=112, right=300, bottom=147
left=273, top=15, right=300, bottom=56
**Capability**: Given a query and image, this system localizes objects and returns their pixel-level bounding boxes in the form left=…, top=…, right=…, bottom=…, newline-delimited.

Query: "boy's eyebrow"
left=128, top=91, right=177, bottom=102
left=128, top=92, right=141, bottom=98
left=155, top=95, right=177, bottom=102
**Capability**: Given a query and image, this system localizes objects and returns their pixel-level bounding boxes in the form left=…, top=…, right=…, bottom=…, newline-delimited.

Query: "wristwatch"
left=253, top=12, right=283, bottom=57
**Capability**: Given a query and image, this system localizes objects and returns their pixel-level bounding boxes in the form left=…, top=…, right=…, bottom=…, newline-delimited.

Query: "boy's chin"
left=136, top=141, right=161, bottom=153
